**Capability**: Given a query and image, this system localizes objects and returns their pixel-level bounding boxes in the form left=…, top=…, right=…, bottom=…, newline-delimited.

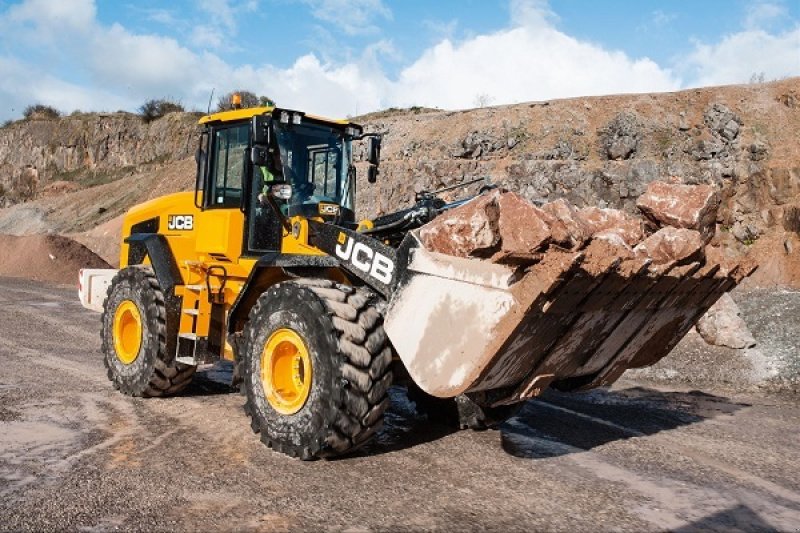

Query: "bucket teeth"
left=472, top=255, right=747, bottom=399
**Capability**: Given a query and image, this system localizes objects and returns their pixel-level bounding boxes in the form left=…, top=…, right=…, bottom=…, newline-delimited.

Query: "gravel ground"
left=628, top=287, right=800, bottom=394
left=1, top=277, right=799, bottom=532
left=735, top=288, right=800, bottom=390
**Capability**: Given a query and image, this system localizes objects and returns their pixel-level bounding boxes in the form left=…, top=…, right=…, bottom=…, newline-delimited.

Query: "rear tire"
left=101, top=266, right=196, bottom=397
left=242, top=279, right=392, bottom=459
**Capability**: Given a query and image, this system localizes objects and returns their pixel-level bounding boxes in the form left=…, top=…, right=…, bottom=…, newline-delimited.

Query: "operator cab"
left=195, top=106, right=380, bottom=257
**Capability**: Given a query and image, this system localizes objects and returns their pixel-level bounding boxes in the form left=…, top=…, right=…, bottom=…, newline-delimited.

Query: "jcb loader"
left=80, top=103, right=748, bottom=459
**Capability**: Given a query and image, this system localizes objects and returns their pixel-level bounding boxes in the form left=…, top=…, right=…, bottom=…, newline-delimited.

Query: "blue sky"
left=0, top=0, right=798, bottom=121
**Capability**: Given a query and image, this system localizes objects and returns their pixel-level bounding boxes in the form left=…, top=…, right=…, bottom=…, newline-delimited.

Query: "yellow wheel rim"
left=261, top=328, right=312, bottom=415
left=113, top=300, right=142, bottom=365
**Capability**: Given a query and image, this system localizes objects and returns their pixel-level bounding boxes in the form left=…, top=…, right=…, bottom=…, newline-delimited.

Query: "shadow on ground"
left=499, top=387, right=749, bottom=459
left=183, top=362, right=749, bottom=461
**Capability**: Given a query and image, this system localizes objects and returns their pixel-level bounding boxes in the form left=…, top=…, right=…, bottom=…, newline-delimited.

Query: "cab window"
left=208, top=124, right=248, bottom=207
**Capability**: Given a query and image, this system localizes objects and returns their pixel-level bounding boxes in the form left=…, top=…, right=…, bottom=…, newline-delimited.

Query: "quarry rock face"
left=636, top=181, right=720, bottom=238
left=696, top=293, right=757, bottom=349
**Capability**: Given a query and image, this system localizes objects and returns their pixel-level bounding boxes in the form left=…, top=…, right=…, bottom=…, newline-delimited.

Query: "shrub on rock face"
left=139, top=99, right=185, bottom=123
left=23, top=104, right=61, bottom=120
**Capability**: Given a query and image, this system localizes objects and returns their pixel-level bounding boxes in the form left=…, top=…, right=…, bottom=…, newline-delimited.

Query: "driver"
left=257, top=149, right=282, bottom=206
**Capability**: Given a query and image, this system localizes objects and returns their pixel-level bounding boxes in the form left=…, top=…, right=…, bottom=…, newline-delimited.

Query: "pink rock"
left=419, top=191, right=500, bottom=258
left=540, top=198, right=590, bottom=249
left=577, top=207, right=646, bottom=247
left=636, top=181, right=720, bottom=238
left=633, top=226, right=705, bottom=265
left=419, top=191, right=553, bottom=264
left=696, top=293, right=756, bottom=349
left=492, top=192, right=552, bottom=263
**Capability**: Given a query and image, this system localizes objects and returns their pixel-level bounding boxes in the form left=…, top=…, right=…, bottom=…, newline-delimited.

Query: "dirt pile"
left=0, top=234, right=110, bottom=284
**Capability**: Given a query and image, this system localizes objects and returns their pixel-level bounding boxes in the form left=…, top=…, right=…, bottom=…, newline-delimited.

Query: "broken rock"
left=636, top=180, right=720, bottom=238
left=540, top=198, right=590, bottom=249
left=419, top=191, right=500, bottom=258
left=577, top=207, right=646, bottom=247
left=419, top=190, right=552, bottom=263
left=696, top=293, right=757, bottom=349
left=492, top=192, right=552, bottom=264
left=633, top=227, right=704, bottom=265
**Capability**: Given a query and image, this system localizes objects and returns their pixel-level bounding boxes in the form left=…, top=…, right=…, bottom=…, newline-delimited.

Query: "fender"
left=124, top=233, right=183, bottom=357
left=125, top=233, right=183, bottom=294
left=227, top=253, right=341, bottom=335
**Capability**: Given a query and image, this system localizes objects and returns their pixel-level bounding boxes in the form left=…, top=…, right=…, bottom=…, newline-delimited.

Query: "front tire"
left=242, top=279, right=392, bottom=460
left=101, top=266, right=196, bottom=397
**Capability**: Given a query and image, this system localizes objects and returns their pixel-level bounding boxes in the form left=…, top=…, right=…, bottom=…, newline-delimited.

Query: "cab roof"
left=198, top=106, right=353, bottom=127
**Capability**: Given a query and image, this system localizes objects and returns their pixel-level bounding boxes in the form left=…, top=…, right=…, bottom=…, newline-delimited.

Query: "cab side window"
left=208, top=124, right=249, bottom=207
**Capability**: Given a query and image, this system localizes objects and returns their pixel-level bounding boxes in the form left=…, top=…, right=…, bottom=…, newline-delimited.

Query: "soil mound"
left=0, top=233, right=111, bottom=284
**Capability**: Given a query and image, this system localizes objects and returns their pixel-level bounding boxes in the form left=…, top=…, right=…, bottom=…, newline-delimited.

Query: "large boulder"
left=418, top=191, right=500, bottom=258
left=633, top=227, right=705, bottom=265
left=577, top=206, right=646, bottom=247
left=696, top=293, right=757, bottom=350
left=636, top=180, right=720, bottom=238
left=540, top=198, right=590, bottom=249
left=492, top=192, right=552, bottom=263
left=419, top=190, right=553, bottom=264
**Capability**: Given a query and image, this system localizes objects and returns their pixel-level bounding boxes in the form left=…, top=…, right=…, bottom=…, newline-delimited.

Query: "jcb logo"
left=335, top=233, right=394, bottom=285
left=167, top=215, right=194, bottom=231
left=319, top=203, right=340, bottom=216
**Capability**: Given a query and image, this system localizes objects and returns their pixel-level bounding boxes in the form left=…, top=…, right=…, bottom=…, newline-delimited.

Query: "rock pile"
left=419, top=179, right=718, bottom=268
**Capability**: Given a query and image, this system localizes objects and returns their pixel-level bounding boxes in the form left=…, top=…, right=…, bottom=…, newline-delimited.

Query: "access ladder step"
left=175, top=333, right=199, bottom=365
left=182, top=309, right=200, bottom=316
left=184, top=284, right=220, bottom=292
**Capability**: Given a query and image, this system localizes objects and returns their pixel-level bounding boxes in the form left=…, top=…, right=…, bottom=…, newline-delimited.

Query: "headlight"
left=270, top=183, right=293, bottom=200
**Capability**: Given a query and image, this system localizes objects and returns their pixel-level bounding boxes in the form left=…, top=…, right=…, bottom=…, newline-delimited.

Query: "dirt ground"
left=1, top=277, right=799, bottom=532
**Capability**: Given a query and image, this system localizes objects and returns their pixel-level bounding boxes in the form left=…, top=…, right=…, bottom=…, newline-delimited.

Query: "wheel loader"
left=79, top=102, right=750, bottom=459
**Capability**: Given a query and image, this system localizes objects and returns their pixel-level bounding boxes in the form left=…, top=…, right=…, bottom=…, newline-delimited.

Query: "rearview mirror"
left=252, top=115, right=270, bottom=145
left=367, top=136, right=381, bottom=166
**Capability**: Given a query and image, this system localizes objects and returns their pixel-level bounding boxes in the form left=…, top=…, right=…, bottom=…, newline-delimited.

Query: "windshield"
left=274, top=122, right=354, bottom=212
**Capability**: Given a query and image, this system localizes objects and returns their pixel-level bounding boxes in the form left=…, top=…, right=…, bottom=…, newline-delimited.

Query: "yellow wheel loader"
left=79, top=103, right=750, bottom=459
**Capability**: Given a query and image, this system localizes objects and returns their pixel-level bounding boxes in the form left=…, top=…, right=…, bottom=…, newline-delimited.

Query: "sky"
left=0, top=0, right=798, bottom=121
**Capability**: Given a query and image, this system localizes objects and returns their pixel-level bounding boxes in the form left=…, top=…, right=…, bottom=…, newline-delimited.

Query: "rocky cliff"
left=0, top=79, right=798, bottom=285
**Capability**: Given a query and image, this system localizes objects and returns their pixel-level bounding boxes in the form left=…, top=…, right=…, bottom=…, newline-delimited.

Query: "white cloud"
left=0, top=0, right=798, bottom=123
left=302, top=0, right=392, bottom=35
left=652, top=10, right=677, bottom=27
left=744, top=1, right=787, bottom=30
left=682, top=27, right=800, bottom=86
left=388, top=23, right=679, bottom=110
left=5, top=0, right=96, bottom=33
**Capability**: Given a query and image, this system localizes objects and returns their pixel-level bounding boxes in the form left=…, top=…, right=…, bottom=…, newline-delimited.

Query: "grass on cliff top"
left=355, top=105, right=441, bottom=121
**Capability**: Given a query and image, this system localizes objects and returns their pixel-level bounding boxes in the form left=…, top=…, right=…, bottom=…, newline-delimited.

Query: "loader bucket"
left=384, top=236, right=754, bottom=403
